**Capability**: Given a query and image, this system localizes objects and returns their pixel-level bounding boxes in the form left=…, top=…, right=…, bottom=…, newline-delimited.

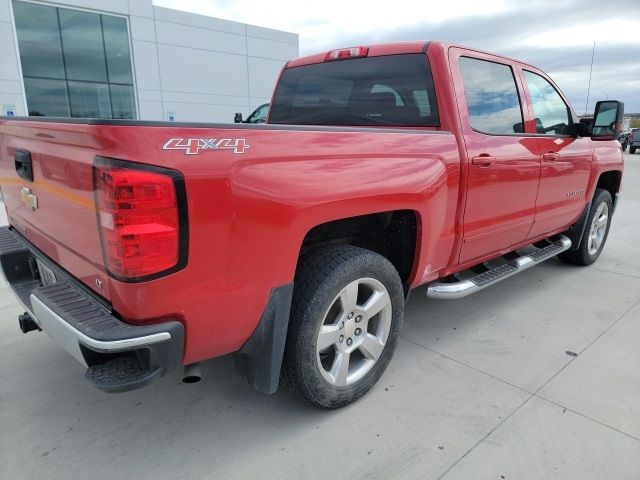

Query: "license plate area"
left=36, top=258, right=57, bottom=286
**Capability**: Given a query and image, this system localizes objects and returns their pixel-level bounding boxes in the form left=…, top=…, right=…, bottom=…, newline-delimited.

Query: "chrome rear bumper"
left=0, top=226, right=184, bottom=392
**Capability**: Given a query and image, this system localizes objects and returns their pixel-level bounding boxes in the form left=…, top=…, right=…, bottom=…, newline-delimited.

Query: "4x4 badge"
left=162, top=138, right=250, bottom=155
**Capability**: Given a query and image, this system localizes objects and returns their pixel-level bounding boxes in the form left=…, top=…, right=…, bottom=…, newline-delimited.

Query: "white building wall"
left=0, top=0, right=26, bottom=116
left=0, top=0, right=299, bottom=122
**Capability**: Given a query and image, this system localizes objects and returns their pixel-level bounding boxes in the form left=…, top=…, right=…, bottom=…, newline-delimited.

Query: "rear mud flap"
left=233, top=284, right=294, bottom=394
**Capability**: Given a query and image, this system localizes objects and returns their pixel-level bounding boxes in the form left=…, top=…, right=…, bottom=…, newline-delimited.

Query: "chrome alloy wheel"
left=315, top=278, right=392, bottom=387
left=587, top=202, right=609, bottom=256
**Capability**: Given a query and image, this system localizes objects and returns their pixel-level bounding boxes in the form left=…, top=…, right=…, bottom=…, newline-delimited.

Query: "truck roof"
left=286, top=40, right=538, bottom=70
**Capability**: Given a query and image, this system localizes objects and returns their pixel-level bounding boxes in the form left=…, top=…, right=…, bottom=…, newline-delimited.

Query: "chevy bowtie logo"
left=21, top=187, right=38, bottom=211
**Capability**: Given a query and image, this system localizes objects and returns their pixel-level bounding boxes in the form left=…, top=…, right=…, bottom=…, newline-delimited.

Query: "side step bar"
left=427, top=235, right=572, bottom=300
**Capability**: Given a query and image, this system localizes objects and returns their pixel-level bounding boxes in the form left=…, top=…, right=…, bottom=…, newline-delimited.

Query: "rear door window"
left=269, top=54, right=439, bottom=127
left=459, top=56, right=524, bottom=134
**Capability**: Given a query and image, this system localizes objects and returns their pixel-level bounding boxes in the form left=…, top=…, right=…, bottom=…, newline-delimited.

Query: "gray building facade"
left=0, top=0, right=299, bottom=122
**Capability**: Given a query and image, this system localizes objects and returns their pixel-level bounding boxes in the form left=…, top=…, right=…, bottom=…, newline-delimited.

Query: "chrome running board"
left=427, top=235, right=572, bottom=300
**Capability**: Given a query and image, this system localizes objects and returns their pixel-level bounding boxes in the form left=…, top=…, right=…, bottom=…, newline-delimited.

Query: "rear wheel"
left=281, top=245, right=404, bottom=409
left=630, top=146, right=637, bottom=154
left=559, top=188, right=613, bottom=266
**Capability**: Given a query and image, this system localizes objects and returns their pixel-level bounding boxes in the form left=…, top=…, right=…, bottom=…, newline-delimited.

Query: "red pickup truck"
left=0, top=41, right=624, bottom=409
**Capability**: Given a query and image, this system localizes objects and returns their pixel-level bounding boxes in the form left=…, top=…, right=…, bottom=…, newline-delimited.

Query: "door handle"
left=471, top=155, right=496, bottom=167
left=542, top=152, right=559, bottom=162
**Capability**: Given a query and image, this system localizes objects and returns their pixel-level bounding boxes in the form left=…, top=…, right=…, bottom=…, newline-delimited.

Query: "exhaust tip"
left=182, top=363, right=202, bottom=384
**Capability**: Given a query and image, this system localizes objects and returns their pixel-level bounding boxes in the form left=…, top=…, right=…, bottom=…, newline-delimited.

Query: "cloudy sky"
left=155, top=0, right=640, bottom=113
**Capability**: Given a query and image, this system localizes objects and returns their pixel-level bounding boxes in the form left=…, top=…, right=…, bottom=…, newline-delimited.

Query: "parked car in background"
left=234, top=103, right=270, bottom=124
left=617, top=131, right=629, bottom=151
left=630, top=128, right=640, bottom=154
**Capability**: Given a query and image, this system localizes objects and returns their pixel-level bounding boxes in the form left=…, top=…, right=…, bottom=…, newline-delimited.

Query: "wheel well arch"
left=299, top=210, right=418, bottom=287
left=596, top=170, right=622, bottom=204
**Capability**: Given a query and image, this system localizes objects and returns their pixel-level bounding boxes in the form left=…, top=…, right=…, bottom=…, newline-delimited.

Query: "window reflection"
left=524, top=71, right=570, bottom=135
left=13, top=2, right=65, bottom=79
left=68, top=82, right=111, bottom=118
left=103, top=16, right=134, bottom=84
left=23, top=78, right=70, bottom=117
left=59, top=9, right=108, bottom=83
left=110, top=84, right=135, bottom=119
left=270, top=54, right=439, bottom=126
left=460, top=57, right=524, bottom=134
left=13, top=1, right=136, bottom=119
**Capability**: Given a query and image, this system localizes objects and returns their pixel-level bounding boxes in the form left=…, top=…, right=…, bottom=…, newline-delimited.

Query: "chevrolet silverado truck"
left=0, top=41, right=624, bottom=409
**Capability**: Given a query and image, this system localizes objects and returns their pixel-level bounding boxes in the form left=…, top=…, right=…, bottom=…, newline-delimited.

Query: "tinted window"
left=68, top=81, right=111, bottom=118
left=413, top=90, right=432, bottom=116
left=23, top=78, right=70, bottom=117
left=459, top=57, right=524, bottom=134
left=269, top=54, right=439, bottom=126
left=103, top=16, right=134, bottom=84
left=59, top=9, right=107, bottom=82
left=12, top=2, right=65, bottom=79
left=110, top=85, right=136, bottom=119
left=12, top=1, right=136, bottom=119
left=524, top=71, right=571, bottom=135
left=291, top=76, right=353, bottom=108
left=371, top=84, right=404, bottom=106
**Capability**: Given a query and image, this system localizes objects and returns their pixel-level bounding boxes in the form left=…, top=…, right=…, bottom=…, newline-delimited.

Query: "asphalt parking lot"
left=1, top=152, right=639, bottom=480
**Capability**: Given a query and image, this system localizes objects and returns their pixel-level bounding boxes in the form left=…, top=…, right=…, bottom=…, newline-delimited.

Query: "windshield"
left=248, top=103, right=269, bottom=123
left=269, top=54, right=439, bottom=127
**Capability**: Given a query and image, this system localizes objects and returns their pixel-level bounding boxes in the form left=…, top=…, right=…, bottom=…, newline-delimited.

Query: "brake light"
left=324, top=46, right=369, bottom=61
left=94, top=159, right=186, bottom=281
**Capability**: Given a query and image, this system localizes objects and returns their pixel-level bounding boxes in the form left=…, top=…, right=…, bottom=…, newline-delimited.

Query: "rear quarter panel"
left=92, top=124, right=460, bottom=363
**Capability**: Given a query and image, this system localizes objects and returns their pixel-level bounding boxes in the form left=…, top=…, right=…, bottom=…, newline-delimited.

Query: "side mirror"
left=591, top=100, right=624, bottom=141
left=234, top=113, right=243, bottom=123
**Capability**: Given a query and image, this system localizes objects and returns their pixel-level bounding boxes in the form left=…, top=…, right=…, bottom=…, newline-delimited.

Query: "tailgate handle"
left=14, top=150, right=34, bottom=182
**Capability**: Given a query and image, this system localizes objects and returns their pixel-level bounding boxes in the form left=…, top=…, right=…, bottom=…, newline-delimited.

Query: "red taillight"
left=94, top=159, right=186, bottom=281
left=324, top=46, right=369, bottom=61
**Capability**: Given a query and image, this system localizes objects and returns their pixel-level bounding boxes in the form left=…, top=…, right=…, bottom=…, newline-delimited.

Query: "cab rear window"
left=269, top=54, right=439, bottom=127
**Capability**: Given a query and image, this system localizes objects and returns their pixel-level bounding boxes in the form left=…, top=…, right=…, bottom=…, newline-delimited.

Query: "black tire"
left=558, top=188, right=613, bottom=266
left=281, top=245, right=404, bottom=409
left=630, top=146, right=637, bottom=154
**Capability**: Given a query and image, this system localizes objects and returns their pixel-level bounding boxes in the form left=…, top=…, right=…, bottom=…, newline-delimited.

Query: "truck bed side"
left=0, top=119, right=460, bottom=363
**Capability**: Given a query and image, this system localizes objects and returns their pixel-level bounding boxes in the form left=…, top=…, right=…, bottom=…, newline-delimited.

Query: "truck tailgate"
left=0, top=120, right=111, bottom=300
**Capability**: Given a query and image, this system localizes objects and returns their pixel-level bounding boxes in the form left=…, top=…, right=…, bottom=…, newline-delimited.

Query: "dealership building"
left=0, top=0, right=298, bottom=122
